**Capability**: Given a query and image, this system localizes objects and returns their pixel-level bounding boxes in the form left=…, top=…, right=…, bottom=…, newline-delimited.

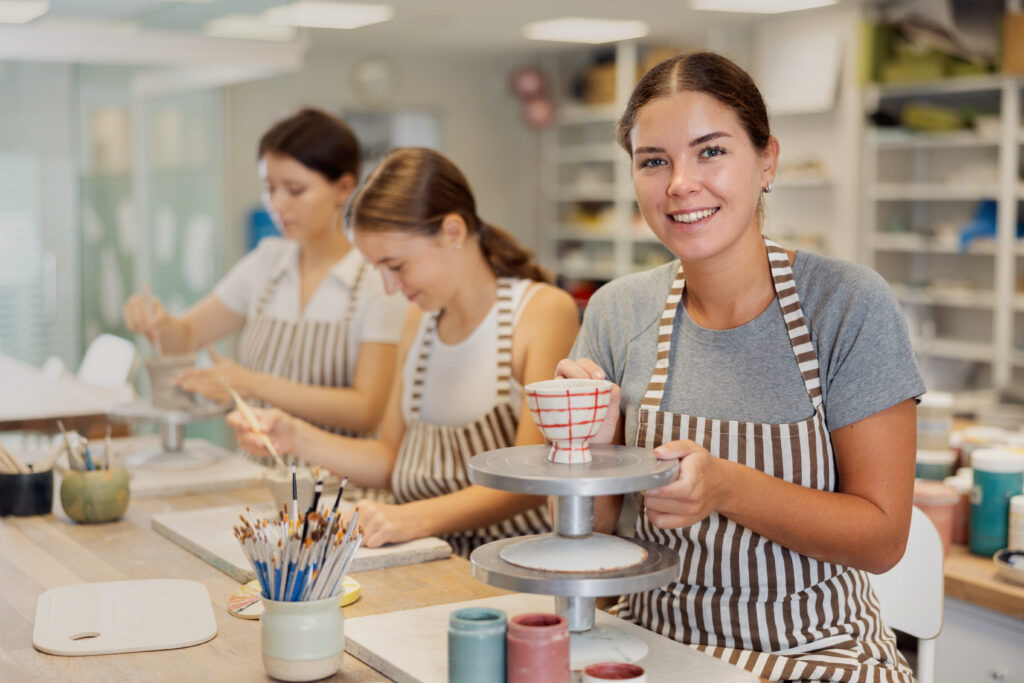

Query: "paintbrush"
left=331, top=475, right=349, bottom=512
left=222, top=380, right=286, bottom=470
left=0, top=442, right=29, bottom=474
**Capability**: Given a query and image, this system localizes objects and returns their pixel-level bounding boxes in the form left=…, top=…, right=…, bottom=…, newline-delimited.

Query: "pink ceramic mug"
left=524, top=378, right=612, bottom=464
left=582, top=662, right=646, bottom=682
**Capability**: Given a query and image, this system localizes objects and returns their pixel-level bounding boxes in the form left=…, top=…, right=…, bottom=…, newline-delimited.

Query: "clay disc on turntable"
left=499, top=533, right=648, bottom=573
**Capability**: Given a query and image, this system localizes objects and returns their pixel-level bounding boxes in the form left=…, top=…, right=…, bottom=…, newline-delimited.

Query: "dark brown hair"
left=258, top=108, right=361, bottom=182
left=617, top=51, right=771, bottom=155
left=347, top=147, right=551, bottom=283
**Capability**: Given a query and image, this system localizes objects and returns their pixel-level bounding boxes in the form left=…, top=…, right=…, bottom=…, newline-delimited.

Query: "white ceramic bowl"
left=993, top=548, right=1024, bottom=587
left=524, top=379, right=612, bottom=464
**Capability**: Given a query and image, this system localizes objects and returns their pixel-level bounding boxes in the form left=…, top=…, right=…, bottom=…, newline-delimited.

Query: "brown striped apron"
left=390, top=278, right=550, bottom=558
left=238, top=256, right=392, bottom=502
left=621, top=238, right=913, bottom=683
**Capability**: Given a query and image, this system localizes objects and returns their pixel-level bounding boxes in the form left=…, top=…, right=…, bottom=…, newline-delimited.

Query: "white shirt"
left=214, top=237, right=407, bottom=371
left=403, top=279, right=536, bottom=427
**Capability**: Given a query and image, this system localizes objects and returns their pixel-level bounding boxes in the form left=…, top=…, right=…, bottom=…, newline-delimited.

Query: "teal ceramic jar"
left=969, top=449, right=1024, bottom=556
left=260, top=594, right=344, bottom=682
left=448, top=607, right=507, bottom=683
left=915, top=449, right=956, bottom=481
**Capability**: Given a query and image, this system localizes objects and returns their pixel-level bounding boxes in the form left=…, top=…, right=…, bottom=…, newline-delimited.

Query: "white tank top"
left=402, top=278, right=534, bottom=426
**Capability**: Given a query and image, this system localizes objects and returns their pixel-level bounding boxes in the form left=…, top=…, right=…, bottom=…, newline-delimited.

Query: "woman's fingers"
left=554, top=357, right=606, bottom=380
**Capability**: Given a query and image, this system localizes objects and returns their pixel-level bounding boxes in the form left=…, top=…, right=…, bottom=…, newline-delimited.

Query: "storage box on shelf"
left=860, top=75, right=1023, bottom=394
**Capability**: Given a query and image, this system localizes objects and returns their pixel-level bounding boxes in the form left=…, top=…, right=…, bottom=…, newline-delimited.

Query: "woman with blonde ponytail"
left=230, top=147, right=580, bottom=555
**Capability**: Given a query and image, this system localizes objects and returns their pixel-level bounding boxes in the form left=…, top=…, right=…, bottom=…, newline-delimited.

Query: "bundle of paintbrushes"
left=233, top=475, right=361, bottom=602
left=0, top=441, right=30, bottom=474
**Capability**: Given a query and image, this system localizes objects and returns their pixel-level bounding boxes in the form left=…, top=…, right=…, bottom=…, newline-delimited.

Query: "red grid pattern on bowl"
left=526, top=386, right=612, bottom=463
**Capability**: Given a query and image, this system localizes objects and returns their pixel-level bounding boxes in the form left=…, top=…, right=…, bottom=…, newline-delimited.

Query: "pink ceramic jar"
left=506, top=613, right=570, bottom=683
left=913, top=479, right=959, bottom=557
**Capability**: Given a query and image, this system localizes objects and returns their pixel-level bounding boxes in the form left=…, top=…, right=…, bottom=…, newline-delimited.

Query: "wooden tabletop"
left=0, top=485, right=508, bottom=682
left=944, top=544, right=1024, bottom=620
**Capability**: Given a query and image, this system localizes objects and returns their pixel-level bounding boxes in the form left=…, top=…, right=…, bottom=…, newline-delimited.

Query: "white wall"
left=222, top=46, right=543, bottom=266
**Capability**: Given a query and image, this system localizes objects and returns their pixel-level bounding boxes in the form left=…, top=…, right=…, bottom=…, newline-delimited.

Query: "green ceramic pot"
left=60, top=467, right=130, bottom=523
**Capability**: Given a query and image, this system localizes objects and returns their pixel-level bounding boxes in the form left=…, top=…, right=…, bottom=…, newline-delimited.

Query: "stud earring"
left=762, top=182, right=774, bottom=194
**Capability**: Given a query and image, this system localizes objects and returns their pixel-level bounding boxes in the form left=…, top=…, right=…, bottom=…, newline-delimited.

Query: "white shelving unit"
left=539, top=42, right=674, bottom=287
left=860, top=75, right=1023, bottom=393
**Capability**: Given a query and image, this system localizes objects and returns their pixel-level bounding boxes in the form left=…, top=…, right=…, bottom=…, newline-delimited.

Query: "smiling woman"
left=557, top=52, right=924, bottom=683
left=228, top=148, right=581, bottom=557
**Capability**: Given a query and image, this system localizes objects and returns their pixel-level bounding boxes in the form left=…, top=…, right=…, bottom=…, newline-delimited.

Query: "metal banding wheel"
left=470, top=535, right=679, bottom=598
left=468, top=444, right=678, bottom=496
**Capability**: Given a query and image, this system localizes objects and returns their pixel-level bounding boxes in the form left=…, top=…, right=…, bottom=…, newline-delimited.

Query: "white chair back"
left=77, top=333, right=136, bottom=388
left=867, top=505, right=944, bottom=683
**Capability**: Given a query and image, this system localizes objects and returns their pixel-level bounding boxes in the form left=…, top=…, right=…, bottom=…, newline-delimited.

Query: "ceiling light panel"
left=262, top=1, right=394, bottom=30
left=688, top=0, right=837, bottom=14
left=0, top=0, right=48, bottom=24
left=523, top=16, right=649, bottom=44
left=203, top=14, right=296, bottom=41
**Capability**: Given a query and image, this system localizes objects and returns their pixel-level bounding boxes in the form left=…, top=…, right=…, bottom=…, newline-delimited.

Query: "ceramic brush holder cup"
left=60, top=467, right=130, bottom=523
left=145, top=353, right=198, bottom=411
left=0, top=469, right=53, bottom=516
left=524, top=379, right=612, bottom=464
left=260, top=593, right=345, bottom=682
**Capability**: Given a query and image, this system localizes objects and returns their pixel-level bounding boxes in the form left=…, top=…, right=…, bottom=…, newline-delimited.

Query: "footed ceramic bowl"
left=525, top=378, right=612, bottom=464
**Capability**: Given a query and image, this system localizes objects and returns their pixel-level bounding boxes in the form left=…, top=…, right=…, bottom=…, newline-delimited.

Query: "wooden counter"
left=944, top=544, right=1024, bottom=621
left=0, top=485, right=508, bottom=682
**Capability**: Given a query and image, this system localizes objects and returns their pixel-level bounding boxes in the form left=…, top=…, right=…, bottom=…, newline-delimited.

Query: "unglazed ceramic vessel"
left=145, top=353, right=198, bottom=411
left=524, top=379, right=612, bottom=464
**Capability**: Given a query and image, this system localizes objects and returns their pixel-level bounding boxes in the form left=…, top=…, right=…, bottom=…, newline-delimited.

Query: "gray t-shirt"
left=572, top=251, right=925, bottom=446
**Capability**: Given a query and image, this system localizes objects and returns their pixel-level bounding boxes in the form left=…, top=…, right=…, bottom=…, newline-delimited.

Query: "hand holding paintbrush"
left=223, top=379, right=287, bottom=470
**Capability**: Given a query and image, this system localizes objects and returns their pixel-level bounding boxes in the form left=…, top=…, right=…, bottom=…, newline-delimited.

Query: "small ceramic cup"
left=260, top=593, right=344, bottom=682
left=145, top=353, right=198, bottom=410
left=582, top=662, right=646, bottom=682
left=0, top=469, right=53, bottom=516
left=524, top=378, right=613, bottom=464
left=506, top=613, right=570, bottom=683
left=60, top=467, right=130, bottom=523
left=448, top=607, right=507, bottom=683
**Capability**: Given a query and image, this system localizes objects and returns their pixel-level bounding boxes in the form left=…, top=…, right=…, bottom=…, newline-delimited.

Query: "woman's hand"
left=342, top=499, right=423, bottom=548
left=123, top=292, right=167, bottom=345
left=643, top=440, right=730, bottom=529
left=226, top=407, right=298, bottom=458
left=554, top=357, right=620, bottom=445
left=175, top=348, right=252, bottom=403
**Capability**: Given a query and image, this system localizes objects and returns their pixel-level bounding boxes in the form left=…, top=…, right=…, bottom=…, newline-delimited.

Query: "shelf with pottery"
left=909, top=337, right=995, bottom=363
left=889, top=284, right=997, bottom=309
left=870, top=232, right=998, bottom=255
left=870, top=184, right=1002, bottom=201
left=540, top=42, right=651, bottom=284
left=860, top=74, right=1022, bottom=393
